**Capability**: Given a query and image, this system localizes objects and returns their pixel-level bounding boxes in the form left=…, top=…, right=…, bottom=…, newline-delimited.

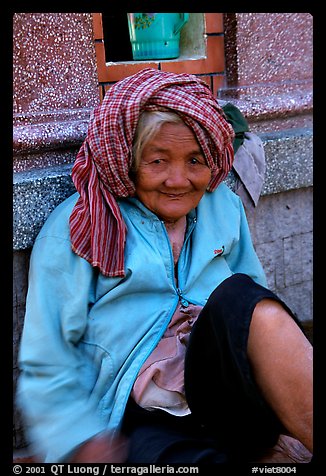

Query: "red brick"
left=205, top=36, right=225, bottom=73
left=205, top=13, right=224, bottom=34
left=105, top=62, right=159, bottom=83
left=198, top=75, right=212, bottom=90
left=160, top=36, right=225, bottom=75
left=94, top=42, right=107, bottom=83
left=212, top=75, right=226, bottom=96
left=92, top=13, right=104, bottom=40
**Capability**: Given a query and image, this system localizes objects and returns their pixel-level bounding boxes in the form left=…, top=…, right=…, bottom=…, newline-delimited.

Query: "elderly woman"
left=17, top=68, right=312, bottom=464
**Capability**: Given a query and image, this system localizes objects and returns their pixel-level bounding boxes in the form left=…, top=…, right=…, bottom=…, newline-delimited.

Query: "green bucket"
left=127, top=13, right=189, bottom=60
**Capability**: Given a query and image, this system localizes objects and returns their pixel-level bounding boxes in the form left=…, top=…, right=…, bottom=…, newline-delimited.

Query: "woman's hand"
left=69, top=433, right=129, bottom=463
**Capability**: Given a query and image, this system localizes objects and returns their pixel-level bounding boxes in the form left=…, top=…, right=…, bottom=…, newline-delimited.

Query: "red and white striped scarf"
left=69, top=68, right=235, bottom=277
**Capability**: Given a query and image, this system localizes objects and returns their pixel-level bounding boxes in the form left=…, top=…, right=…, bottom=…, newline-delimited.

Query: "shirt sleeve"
left=16, top=234, right=108, bottom=462
left=224, top=195, right=268, bottom=288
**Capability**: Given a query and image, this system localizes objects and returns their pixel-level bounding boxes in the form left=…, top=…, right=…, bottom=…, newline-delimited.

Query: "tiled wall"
left=92, top=13, right=226, bottom=100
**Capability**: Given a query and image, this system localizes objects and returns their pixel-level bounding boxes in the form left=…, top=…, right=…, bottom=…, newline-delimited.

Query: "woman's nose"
left=164, top=164, right=189, bottom=188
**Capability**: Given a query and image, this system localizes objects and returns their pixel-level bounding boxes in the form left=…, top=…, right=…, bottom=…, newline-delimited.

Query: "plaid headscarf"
left=69, top=68, right=235, bottom=277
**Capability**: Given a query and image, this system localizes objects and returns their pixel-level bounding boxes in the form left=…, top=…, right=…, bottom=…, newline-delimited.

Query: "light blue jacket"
left=17, top=183, right=267, bottom=462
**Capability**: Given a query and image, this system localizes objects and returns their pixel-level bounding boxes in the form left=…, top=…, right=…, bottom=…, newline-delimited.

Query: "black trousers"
left=122, top=273, right=303, bottom=463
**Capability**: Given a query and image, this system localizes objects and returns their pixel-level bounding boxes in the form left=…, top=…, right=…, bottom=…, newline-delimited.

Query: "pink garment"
left=132, top=302, right=203, bottom=411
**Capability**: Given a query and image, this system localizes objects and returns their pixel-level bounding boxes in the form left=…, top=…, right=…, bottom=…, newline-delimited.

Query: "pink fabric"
left=132, top=303, right=203, bottom=404
left=69, top=68, right=235, bottom=277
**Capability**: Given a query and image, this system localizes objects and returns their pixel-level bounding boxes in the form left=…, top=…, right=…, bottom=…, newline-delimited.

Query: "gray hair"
left=131, top=110, right=184, bottom=172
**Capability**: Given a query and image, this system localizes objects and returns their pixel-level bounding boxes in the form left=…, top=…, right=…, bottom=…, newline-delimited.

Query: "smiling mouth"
left=162, top=192, right=188, bottom=198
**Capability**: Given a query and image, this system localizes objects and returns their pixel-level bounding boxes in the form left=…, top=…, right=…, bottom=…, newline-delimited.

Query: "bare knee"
left=248, top=298, right=312, bottom=358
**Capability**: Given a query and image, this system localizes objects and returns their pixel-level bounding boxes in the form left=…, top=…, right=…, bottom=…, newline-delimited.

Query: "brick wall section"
left=93, top=13, right=226, bottom=99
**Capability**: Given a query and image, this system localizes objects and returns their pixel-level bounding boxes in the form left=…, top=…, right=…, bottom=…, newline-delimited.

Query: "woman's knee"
left=206, top=273, right=257, bottom=312
left=203, top=273, right=281, bottom=333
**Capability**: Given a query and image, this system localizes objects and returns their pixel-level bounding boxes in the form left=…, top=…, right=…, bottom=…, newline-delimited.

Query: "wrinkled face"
left=135, top=122, right=212, bottom=223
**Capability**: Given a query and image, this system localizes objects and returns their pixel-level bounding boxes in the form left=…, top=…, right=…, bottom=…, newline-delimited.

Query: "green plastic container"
left=127, top=13, right=189, bottom=60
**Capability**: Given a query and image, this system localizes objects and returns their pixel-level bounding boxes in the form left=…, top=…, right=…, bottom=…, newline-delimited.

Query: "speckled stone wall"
left=13, top=13, right=100, bottom=174
left=222, top=13, right=312, bottom=127
left=13, top=13, right=99, bottom=117
left=226, top=13, right=312, bottom=86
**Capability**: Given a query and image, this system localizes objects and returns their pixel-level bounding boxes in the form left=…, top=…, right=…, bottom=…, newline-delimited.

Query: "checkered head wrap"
left=69, top=68, right=235, bottom=277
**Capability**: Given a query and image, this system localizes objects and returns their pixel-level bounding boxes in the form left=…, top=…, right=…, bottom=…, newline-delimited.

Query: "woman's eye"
left=190, top=157, right=199, bottom=164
